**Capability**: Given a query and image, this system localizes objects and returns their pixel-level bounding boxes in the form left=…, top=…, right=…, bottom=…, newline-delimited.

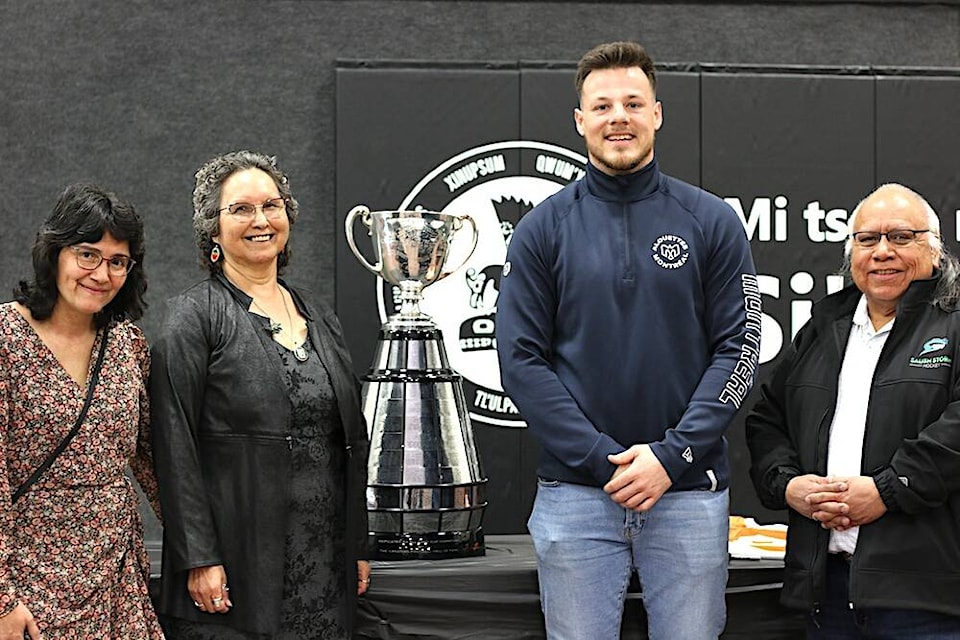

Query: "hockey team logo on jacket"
left=909, top=336, right=952, bottom=369
left=375, top=141, right=587, bottom=428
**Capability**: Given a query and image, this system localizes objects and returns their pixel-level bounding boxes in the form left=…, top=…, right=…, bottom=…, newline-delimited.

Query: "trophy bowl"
left=345, top=206, right=478, bottom=324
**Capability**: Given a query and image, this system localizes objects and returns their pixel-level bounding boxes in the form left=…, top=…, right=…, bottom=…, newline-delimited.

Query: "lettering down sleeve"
left=648, top=207, right=762, bottom=483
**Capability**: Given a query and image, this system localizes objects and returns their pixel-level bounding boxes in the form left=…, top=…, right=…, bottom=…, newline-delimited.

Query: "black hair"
left=14, top=183, right=147, bottom=327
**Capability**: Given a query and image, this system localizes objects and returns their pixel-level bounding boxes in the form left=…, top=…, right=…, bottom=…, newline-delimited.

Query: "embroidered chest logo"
left=651, top=234, right=689, bottom=269
left=909, top=337, right=952, bottom=369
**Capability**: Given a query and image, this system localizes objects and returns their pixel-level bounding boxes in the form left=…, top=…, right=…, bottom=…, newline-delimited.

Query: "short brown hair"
left=574, top=41, right=657, bottom=98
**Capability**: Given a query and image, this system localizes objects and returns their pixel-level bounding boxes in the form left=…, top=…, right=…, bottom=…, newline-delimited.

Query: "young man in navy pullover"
left=496, top=41, right=760, bottom=640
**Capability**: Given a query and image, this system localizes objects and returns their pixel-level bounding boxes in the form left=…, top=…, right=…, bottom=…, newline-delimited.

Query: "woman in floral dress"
left=0, top=184, right=163, bottom=639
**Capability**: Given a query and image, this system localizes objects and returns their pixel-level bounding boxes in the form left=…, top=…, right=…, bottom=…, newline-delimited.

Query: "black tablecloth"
left=355, top=534, right=805, bottom=639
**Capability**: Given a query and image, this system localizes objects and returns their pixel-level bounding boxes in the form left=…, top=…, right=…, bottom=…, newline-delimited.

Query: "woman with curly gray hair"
left=150, top=151, right=370, bottom=639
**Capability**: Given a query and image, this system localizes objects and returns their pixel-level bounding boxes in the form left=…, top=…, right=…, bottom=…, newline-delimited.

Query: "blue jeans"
left=806, top=554, right=960, bottom=639
left=528, top=480, right=728, bottom=640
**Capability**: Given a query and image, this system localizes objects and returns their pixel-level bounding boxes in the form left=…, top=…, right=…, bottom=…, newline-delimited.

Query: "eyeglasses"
left=69, top=246, right=135, bottom=276
left=218, top=197, right=288, bottom=220
left=850, top=229, right=930, bottom=248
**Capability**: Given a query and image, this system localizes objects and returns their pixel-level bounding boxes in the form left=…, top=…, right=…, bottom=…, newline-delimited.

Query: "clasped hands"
left=785, top=474, right=887, bottom=531
left=603, top=444, right=672, bottom=512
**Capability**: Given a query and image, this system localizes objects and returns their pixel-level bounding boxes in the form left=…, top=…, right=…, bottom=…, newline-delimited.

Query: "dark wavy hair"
left=14, top=183, right=147, bottom=328
left=574, top=41, right=657, bottom=99
left=192, top=150, right=300, bottom=275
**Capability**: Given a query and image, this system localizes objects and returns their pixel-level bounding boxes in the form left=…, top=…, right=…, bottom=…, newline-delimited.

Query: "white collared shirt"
left=826, top=295, right=893, bottom=555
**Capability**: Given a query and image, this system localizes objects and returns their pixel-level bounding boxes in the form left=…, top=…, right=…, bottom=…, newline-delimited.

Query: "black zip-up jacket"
left=746, top=274, right=960, bottom=618
left=150, top=275, right=369, bottom=634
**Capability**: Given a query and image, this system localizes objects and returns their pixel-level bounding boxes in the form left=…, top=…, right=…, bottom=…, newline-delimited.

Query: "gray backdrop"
left=3, top=0, right=960, bottom=549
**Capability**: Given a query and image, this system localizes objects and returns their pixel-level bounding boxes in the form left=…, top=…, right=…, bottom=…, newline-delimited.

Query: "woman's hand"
left=188, top=565, right=232, bottom=614
left=0, top=603, right=40, bottom=639
left=357, top=560, right=371, bottom=595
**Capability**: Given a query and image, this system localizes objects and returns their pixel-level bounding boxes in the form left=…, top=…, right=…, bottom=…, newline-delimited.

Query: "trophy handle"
left=344, top=205, right=382, bottom=277
left=437, top=214, right=479, bottom=281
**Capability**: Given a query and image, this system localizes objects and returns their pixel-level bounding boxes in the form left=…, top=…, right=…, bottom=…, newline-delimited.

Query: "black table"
left=355, top=534, right=805, bottom=639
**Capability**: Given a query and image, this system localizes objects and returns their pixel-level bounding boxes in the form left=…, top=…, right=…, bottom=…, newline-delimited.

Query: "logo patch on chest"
left=651, top=234, right=689, bottom=269
left=909, top=336, right=952, bottom=369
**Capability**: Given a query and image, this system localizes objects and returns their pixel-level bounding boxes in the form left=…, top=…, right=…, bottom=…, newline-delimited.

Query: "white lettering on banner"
left=535, top=154, right=586, bottom=181
left=719, top=274, right=762, bottom=408
left=725, top=196, right=788, bottom=242
left=460, top=336, right=497, bottom=351
left=725, top=196, right=852, bottom=242
left=442, top=154, right=507, bottom=192
left=756, top=272, right=846, bottom=364
left=474, top=389, right=520, bottom=414
left=802, top=200, right=849, bottom=242
left=723, top=195, right=960, bottom=244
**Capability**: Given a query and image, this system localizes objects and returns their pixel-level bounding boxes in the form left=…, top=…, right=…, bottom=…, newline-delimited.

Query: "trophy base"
left=369, top=528, right=485, bottom=560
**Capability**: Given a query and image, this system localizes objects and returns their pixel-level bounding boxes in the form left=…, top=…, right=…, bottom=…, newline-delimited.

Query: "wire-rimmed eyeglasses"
left=69, top=246, right=135, bottom=276
left=850, top=229, right=930, bottom=248
left=218, top=197, right=288, bottom=220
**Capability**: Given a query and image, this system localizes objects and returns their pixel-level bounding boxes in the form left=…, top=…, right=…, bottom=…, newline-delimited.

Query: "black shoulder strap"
left=12, top=329, right=110, bottom=504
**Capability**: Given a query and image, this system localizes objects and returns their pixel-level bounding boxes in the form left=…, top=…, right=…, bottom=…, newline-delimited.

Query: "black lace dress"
left=161, top=333, right=349, bottom=640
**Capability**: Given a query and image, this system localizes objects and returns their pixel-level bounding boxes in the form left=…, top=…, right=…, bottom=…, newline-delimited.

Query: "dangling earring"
left=210, top=244, right=221, bottom=263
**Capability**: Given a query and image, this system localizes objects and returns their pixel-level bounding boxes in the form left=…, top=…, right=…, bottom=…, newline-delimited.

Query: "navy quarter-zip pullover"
left=497, top=159, right=761, bottom=491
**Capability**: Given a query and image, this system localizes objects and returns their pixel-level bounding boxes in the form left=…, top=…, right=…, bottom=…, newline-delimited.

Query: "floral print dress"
left=0, top=302, right=163, bottom=639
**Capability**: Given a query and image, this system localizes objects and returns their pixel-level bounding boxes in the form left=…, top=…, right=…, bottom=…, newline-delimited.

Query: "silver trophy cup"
left=346, top=206, right=479, bottom=326
left=345, top=205, right=487, bottom=559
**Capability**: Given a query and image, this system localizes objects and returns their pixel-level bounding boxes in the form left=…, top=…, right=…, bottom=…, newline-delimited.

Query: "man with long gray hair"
left=747, top=183, right=960, bottom=637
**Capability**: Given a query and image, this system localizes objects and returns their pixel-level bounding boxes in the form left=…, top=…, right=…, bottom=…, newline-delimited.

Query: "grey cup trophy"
left=345, top=205, right=487, bottom=559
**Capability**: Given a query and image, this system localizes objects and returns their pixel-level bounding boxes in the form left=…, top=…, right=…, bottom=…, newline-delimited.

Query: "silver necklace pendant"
left=278, top=284, right=308, bottom=362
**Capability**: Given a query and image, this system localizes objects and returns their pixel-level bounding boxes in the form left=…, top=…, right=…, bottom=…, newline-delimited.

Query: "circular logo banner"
left=375, top=141, right=587, bottom=428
